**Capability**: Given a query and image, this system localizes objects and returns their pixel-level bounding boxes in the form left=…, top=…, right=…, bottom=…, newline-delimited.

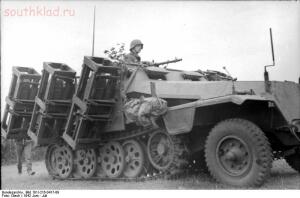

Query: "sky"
left=1, top=0, right=300, bottom=113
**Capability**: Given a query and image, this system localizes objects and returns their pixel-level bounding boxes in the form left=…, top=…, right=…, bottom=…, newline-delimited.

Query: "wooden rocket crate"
left=1, top=67, right=41, bottom=139
left=37, top=62, right=76, bottom=103
left=27, top=62, right=76, bottom=146
left=63, top=56, right=120, bottom=149
left=8, top=66, right=41, bottom=101
left=27, top=104, right=67, bottom=146
left=1, top=104, right=32, bottom=140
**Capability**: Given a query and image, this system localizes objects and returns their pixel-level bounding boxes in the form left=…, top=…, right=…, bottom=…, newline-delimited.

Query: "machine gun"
left=122, top=58, right=182, bottom=68
left=148, top=58, right=182, bottom=67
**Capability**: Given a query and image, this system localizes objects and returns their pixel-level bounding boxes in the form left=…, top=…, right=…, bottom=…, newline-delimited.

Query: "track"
left=45, top=127, right=189, bottom=181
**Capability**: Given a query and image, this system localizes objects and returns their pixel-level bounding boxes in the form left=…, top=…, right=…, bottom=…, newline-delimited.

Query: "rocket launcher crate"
left=62, top=56, right=121, bottom=149
left=27, top=62, right=76, bottom=146
left=1, top=66, right=41, bottom=139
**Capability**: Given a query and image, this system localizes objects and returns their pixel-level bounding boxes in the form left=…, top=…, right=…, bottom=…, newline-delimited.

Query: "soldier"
left=123, top=39, right=143, bottom=63
left=15, top=137, right=36, bottom=175
left=13, top=118, right=36, bottom=176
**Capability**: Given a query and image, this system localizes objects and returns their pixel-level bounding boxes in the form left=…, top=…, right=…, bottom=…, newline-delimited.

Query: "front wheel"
left=205, top=118, right=273, bottom=187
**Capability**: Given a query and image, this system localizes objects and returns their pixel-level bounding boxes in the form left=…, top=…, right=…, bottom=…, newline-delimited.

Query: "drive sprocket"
left=147, top=129, right=189, bottom=176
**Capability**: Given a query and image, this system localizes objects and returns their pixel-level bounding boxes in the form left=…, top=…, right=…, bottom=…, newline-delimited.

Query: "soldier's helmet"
left=130, top=39, right=143, bottom=51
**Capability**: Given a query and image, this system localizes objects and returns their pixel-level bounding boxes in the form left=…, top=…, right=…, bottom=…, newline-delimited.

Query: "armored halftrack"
left=2, top=56, right=300, bottom=187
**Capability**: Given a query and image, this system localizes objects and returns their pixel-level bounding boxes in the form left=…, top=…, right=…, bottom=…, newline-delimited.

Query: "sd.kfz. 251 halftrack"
left=1, top=55, right=300, bottom=187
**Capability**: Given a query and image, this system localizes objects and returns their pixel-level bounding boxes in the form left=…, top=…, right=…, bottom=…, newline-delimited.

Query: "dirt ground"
left=1, top=159, right=299, bottom=190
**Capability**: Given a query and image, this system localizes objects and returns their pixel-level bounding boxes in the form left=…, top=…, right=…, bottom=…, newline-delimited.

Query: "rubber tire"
left=285, top=152, right=300, bottom=173
left=205, top=118, right=273, bottom=187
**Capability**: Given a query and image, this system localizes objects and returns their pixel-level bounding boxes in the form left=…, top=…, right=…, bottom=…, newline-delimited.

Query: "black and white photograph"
left=1, top=0, right=299, bottom=194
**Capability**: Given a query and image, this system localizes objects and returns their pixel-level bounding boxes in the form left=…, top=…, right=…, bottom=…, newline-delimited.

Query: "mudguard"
left=163, top=95, right=270, bottom=135
left=163, top=81, right=300, bottom=135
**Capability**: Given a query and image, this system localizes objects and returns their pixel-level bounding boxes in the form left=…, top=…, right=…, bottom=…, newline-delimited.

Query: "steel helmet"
left=130, top=39, right=143, bottom=51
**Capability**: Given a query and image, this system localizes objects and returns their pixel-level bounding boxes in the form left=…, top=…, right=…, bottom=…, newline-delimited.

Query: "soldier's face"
left=134, top=45, right=143, bottom=53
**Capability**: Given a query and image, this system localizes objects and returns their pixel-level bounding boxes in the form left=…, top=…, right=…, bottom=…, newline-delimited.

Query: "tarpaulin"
left=124, top=96, right=168, bottom=127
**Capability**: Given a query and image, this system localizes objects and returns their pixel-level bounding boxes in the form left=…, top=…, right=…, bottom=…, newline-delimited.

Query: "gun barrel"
left=154, top=58, right=182, bottom=66
left=121, top=58, right=183, bottom=68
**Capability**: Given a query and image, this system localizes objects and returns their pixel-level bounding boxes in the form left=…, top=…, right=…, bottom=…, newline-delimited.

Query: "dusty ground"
left=1, top=159, right=299, bottom=190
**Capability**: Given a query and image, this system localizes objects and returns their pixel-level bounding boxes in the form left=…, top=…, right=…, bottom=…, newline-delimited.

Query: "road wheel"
left=101, top=141, right=125, bottom=178
left=55, top=144, right=74, bottom=179
left=205, top=118, right=273, bottom=187
left=285, top=148, right=300, bottom=173
left=73, top=148, right=97, bottom=178
left=122, top=139, right=145, bottom=178
left=45, top=144, right=60, bottom=177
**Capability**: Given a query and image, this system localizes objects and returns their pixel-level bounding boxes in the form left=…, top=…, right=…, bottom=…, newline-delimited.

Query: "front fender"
left=163, top=95, right=270, bottom=135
